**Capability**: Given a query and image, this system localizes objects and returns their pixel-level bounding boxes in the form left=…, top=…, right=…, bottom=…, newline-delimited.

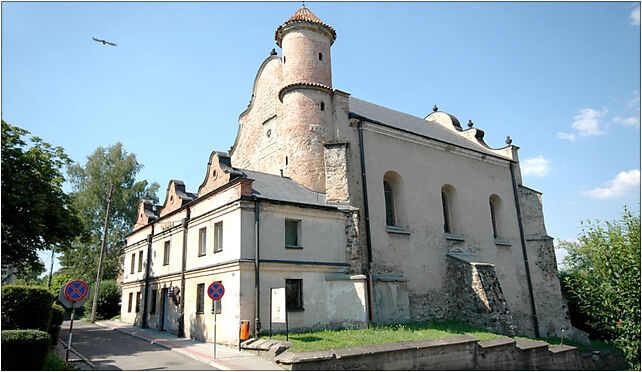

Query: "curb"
left=58, top=337, right=96, bottom=369
left=96, top=321, right=246, bottom=370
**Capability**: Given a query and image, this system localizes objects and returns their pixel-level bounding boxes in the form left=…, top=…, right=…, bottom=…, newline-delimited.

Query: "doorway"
left=160, top=288, right=169, bottom=331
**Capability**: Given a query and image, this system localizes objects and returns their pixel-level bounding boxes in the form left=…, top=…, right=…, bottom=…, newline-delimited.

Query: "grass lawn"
left=262, top=320, right=503, bottom=353
left=43, top=350, right=76, bottom=370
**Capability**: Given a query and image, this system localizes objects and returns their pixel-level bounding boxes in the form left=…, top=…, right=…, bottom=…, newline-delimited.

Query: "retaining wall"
left=269, top=335, right=626, bottom=370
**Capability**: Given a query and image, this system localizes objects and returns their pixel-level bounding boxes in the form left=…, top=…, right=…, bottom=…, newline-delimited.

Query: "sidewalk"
left=97, top=320, right=284, bottom=370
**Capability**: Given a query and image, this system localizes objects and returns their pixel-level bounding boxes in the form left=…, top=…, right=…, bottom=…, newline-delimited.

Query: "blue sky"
left=2, top=2, right=640, bottom=273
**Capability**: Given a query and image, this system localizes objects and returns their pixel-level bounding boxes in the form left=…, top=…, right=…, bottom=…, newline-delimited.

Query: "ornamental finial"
left=433, top=104, right=438, bottom=112
left=506, top=136, right=512, bottom=145
left=467, top=119, right=474, bottom=128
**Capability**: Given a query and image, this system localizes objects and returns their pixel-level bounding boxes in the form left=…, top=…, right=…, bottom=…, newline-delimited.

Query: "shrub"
left=83, top=279, right=121, bottom=320
left=559, top=207, right=641, bottom=367
left=1, top=329, right=51, bottom=370
left=1, top=285, right=54, bottom=331
left=48, top=304, right=65, bottom=345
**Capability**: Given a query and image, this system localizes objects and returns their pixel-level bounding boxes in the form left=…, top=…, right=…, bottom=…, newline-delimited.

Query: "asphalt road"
left=59, top=320, right=218, bottom=370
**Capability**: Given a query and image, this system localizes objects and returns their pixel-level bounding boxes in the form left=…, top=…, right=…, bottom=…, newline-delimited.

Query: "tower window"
left=285, top=156, right=289, bottom=166
left=442, top=190, right=451, bottom=233
left=283, top=56, right=286, bottom=63
left=320, top=102, right=325, bottom=111
left=318, top=52, right=323, bottom=61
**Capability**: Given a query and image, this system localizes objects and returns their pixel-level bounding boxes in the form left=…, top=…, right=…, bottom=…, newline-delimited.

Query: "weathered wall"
left=518, top=185, right=578, bottom=341
left=446, top=255, right=516, bottom=336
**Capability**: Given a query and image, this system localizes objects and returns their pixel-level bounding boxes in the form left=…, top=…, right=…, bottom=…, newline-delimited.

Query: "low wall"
left=272, top=335, right=626, bottom=370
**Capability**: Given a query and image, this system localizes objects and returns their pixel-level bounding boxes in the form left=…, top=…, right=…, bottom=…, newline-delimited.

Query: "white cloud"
left=631, top=5, right=640, bottom=26
left=627, top=90, right=640, bottom=109
left=613, top=116, right=640, bottom=127
left=582, top=169, right=641, bottom=199
left=571, top=108, right=607, bottom=136
left=556, top=132, right=576, bottom=141
left=522, top=156, right=551, bottom=177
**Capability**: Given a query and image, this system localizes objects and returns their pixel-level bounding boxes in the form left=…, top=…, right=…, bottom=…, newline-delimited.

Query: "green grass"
left=262, top=320, right=503, bottom=353
left=43, top=350, right=76, bottom=370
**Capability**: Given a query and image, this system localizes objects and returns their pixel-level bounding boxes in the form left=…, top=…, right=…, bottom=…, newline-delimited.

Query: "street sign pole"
left=213, top=307, right=217, bottom=359
left=66, top=301, right=75, bottom=364
left=207, top=281, right=225, bottom=361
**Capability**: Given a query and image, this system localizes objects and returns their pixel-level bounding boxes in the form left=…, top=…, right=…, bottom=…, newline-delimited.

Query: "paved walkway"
left=96, top=320, right=283, bottom=370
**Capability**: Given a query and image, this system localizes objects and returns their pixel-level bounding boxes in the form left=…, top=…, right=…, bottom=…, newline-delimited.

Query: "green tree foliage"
left=559, top=207, right=640, bottom=366
left=1, top=121, right=83, bottom=273
left=48, top=304, right=65, bottom=345
left=83, top=279, right=121, bottom=320
left=59, top=143, right=159, bottom=282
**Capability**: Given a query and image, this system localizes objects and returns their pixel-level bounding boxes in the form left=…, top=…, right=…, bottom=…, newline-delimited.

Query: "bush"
left=1, top=329, right=51, bottom=370
left=83, top=279, right=121, bottom=320
left=1, top=285, right=54, bottom=331
left=559, top=207, right=640, bottom=367
left=48, top=304, right=65, bottom=345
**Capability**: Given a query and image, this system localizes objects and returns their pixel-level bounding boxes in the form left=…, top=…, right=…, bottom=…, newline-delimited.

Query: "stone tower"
left=275, top=6, right=337, bottom=193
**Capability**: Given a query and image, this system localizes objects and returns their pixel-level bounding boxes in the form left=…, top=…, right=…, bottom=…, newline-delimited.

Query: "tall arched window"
left=383, top=180, right=395, bottom=226
left=489, top=194, right=502, bottom=239
left=441, top=190, right=451, bottom=233
left=441, top=185, right=457, bottom=234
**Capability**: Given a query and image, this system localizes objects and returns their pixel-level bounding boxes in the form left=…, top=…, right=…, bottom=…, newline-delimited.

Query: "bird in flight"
left=92, top=37, right=117, bottom=46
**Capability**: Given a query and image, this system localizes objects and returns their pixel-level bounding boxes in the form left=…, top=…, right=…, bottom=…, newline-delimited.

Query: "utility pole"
left=90, top=183, right=114, bottom=323
left=47, top=247, right=55, bottom=289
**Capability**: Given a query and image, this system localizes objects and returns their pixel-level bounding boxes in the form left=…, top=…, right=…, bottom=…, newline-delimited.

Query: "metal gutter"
left=509, top=162, right=540, bottom=338
left=357, top=120, right=375, bottom=324
left=141, top=226, right=154, bottom=329
left=254, top=197, right=261, bottom=336
left=178, top=209, right=190, bottom=338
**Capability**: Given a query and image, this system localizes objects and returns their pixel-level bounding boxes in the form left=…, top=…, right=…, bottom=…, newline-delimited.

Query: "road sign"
left=208, top=282, right=225, bottom=301
left=59, top=280, right=90, bottom=308
left=207, top=281, right=224, bottom=360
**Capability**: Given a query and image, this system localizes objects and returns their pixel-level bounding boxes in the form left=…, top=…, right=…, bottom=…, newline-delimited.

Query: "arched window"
left=320, top=102, right=325, bottom=111
left=383, top=180, right=395, bottom=226
left=441, top=190, right=451, bottom=233
left=318, top=52, right=323, bottom=61
left=489, top=194, right=502, bottom=239
left=441, top=185, right=457, bottom=234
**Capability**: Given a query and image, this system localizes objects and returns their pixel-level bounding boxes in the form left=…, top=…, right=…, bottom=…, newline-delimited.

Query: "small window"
left=285, top=219, right=301, bottom=247
left=490, top=200, right=498, bottom=239
left=318, top=52, right=323, bottom=61
left=442, top=190, right=451, bottom=233
left=286, top=279, right=303, bottom=311
left=138, top=250, right=143, bottom=272
left=285, top=156, right=289, bottom=166
left=196, top=283, right=204, bottom=314
left=130, top=254, right=136, bottom=274
left=383, top=180, right=395, bottom=226
left=135, top=292, right=141, bottom=313
left=212, top=281, right=222, bottom=314
left=128, top=292, right=133, bottom=313
left=198, top=227, right=207, bottom=256
left=320, top=102, right=325, bottom=111
left=163, top=241, right=170, bottom=265
left=489, top=194, right=502, bottom=240
left=283, top=56, right=286, bottom=63
left=214, top=222, right=223, bottom=252
left=150, top=289, right=157, bottom=315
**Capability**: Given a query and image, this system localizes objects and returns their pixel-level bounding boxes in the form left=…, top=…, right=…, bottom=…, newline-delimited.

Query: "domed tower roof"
left=275, top=5, right=337, bottom=47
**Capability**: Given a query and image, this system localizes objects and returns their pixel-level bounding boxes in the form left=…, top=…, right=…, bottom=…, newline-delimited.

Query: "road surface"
left=59, top=320, right=218, bottom=370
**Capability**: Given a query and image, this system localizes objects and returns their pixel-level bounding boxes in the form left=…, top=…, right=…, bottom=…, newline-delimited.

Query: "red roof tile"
left=275, top=6, right=336, bottom=46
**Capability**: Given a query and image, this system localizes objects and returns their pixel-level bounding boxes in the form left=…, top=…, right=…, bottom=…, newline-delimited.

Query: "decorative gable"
left=133, top=199, right=158, bottom=230
left=159, top=180, right=197, bottom=217
left=198, top=151, right=244, bottom=197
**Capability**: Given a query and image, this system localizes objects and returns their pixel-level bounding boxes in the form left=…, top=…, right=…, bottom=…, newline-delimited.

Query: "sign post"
left=270, top=287, right=287, bottom=341
left=59, top=280, right=89, bottom=364
left=207, top=281, right=225, bottom=360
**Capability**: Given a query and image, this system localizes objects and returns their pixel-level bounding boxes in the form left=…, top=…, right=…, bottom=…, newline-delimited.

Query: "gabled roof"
left=348, top=97, right=512, bottom=160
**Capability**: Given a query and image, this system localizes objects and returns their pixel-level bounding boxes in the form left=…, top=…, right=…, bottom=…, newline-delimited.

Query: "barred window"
left=198, top=227, right=207, bottom=256
left=286, top=279, right=303, bottom=311
left=196, top=283, right=204, bottom=314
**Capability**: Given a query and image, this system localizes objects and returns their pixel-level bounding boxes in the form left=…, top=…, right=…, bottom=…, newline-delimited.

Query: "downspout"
left=253, top=197, right=261, bottom=336
left=357, top=120, right=375, bottom=324
left=142, top=225, right=154, bottom=329
left=509, top=162, right=540, bottom=338
left=178, top=209, right=190, bottom=338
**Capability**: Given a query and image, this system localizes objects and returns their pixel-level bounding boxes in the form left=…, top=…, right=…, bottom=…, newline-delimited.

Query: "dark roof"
left=240, top=169, right=337, bottom=208
left=348, top=97, right=511, bottom=160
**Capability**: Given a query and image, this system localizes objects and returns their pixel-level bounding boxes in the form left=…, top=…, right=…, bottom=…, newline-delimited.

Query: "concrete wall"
left=273, top=335, right=625, bottom=370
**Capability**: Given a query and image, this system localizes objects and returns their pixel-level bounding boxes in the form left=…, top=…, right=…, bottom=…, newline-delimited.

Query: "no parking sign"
left=58, top=279, right=89, bottom=364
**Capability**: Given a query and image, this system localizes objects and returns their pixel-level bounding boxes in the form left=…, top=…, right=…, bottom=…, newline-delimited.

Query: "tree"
left=1, top=121, right=83, bottom=274
left=59, top=143, right=159, bottom=282
left=559, top=207, right=640, bottom=367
